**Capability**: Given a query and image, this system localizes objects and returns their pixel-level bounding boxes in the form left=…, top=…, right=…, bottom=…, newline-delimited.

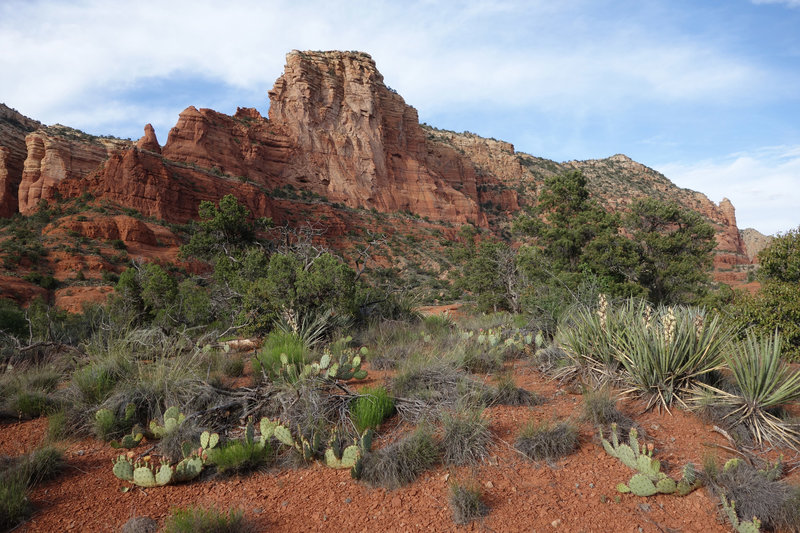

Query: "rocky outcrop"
left=57, top=147, right=272, bottom=223
left=0, top=104, right=41, bottom=217
left=135, top=124, right=161, bottom=153
left=18, top=125, right=130, bottom=213
left=423, top=137, right=754, bottom=285
left=267, top=50, right=515, bottom=225
left=740, top=228, right=774, bottom=262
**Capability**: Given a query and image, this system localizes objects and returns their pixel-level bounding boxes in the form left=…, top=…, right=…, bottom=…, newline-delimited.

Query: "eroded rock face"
left=18, top=126, right=130, bottom=213
left=0, top=104, right=41, bottom=217
left=135, top=124, right=161, bottom=153
left=267, top=50, right=511, bottom=225
left=740, top=228, right=773, bottom=262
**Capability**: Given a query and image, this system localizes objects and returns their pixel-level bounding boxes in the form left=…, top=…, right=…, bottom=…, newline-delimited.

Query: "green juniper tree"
left=624, top=198, right=715, bottom=306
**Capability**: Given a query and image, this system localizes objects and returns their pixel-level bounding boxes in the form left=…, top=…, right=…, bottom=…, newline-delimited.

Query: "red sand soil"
left=5, top=360, right=789, bottom=532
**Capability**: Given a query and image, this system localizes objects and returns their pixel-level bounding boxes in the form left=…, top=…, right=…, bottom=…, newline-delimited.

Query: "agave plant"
left=612, top=306, right=732, bottom=412
left=694, top=332, right=800, bottom=448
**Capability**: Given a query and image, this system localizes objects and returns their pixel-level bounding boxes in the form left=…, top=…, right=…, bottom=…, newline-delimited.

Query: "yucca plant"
left=612, top=306, right=732, bottom=412
left=694, top=332, right=800, bottom=449
left=557, top=296, right=648, bottom=384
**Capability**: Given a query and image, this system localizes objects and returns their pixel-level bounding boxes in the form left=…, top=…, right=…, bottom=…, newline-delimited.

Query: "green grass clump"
left=357, top=427, right=440, bottom=489
left=222, top=356, right=245, bottom=378
left=0, top=446, right=64, bottom=531
left=581, top=387, right=634, bottom=436
left=515, top=420, right=579, bottom=461
left=209, top=440, right=273, bottom=475
left=489, top=372, right=542, bottom=406
left=441, top=409, right=492, bottom=466
left=252, top=331, right=307, bottom=381
left=162, top=506, right=251, bottom=533
left=351, top=386, right=395, bottom=433
left=11, top=390, right=53, bottom=418
left=47, top=410, right=67, bottom=442
left=448, top=479, right=489, bottom=525
left=0, top=476, right=29, bottom=531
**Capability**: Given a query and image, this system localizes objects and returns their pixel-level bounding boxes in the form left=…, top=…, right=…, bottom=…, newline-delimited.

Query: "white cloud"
left=656, top=146, right=800, bottom=235
left=0, top=0, right=776, bottom=135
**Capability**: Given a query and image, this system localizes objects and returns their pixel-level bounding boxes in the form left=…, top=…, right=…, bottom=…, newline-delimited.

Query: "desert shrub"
left=705, top=458, right=795, bottom=531
left=581, top=387, right=634, bottom=436
left=531, top=344, right=570, bottom=373
left=0, top=476, right=28, bottom=531
left=157, top=420, right=203, bottom=463
left=448, top=479, right=489, bottom=525
left=489, top=372, right=542, bottom=406
left=222, top=355, right=245, bottom=378
left=693, top=331, right=800, bottom=448
left=440, top=409, right=492, bottom=466
left=251, top=331, right=307, bottom=382
left=209, top=440, right=273, bottom=475
left=357, top=427, right=440, bottom=489
left=162, top=505, right=251, bottom=533
left=0, top=298, right=26, bottom=337
left=728, top=227, right=800, bottom=360
left=391, top=361, right=489, bottom=421
left=351, top=386, right=395, bottom=433
left=121, top=516, right=158, bottom=533
left=86, top=355, right=222, bottom=438
left=515, top=420, right=579, bottom=462
left=0, top=445, right=63, bottom=529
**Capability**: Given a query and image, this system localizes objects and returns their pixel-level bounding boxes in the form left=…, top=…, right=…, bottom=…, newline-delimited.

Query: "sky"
left=1, top=0, right=799, bottom=235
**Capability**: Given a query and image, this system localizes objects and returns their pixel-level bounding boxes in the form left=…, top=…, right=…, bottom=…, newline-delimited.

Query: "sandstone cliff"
left=0, top=104, right=41, bottom=217
left=17, top=125, right=130, bottom=213
left=266, top=50, right=514, bottom=225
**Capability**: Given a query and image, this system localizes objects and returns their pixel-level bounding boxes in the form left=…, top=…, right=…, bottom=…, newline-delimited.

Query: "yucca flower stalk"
left=693, top=332, right=800, bottom=449
left=557, top=298, right=649, bottom=384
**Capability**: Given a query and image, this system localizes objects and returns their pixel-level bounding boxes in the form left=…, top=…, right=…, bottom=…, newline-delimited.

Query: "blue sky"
left=1, top=0, right=799, bottom=235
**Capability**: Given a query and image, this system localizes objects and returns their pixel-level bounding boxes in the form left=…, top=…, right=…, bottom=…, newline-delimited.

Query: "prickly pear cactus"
left=200, top=430, right=219, bottom=451
left=132, top=463, right=173, bottom=487
left=324, top=445, right=361, bottom=468
left=112, top=455, right=134, bottom=481
left=173, top=456, right=203, bottom=483
left=603, top=423, right=694, bottom=498
left=149, top=406, right=186, bottom=439
left=110, top=428, right=144, bottom=449
left=621, top=473, right=657, bottom=496
left=273, top=425, right=295, bottom=447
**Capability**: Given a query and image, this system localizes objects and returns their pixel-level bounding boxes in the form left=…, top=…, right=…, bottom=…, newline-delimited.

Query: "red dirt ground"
left=4, top=360, right=795, bottom=532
